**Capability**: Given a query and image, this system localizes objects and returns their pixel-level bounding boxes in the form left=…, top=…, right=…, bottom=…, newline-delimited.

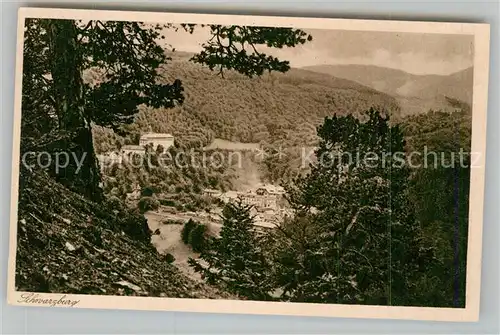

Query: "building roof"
left=121, top=145, right=145, bottom=151
left=203, top=188, right=221, bottom=194
left=140, top=133, right=174, bottom=139
left=255, top=184, right=285, bottom=194
left=223, top=191, right=239, bottom=198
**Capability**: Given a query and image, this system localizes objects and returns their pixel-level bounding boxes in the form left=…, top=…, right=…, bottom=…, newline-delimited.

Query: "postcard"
left=7, top=7, right=490, bottom=322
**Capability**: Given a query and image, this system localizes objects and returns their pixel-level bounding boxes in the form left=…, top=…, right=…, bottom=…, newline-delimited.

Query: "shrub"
left=137, top=196, right=160, bottom=213
left=181, top=219, right=197, bottom=244
left=184, top=203, right=196, bottom=212
left=106, top=195, right=123, bottom=211
left=165, top=253, right=175, bottom=263
left=120, top=212, right=152, bottom=243
left=162, top=219, right=183, bottom=225
left=109, top=187, right=121, bottom=197
left=159, top=198, right=176, bottom=207
left=188, top=224, right=207, bottom=253
left=181, top=219, right=208, bottom=252
left=141, top=186, right=154, bottom=197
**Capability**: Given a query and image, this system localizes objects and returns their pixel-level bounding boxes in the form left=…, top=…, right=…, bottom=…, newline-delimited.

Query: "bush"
left=181, top=219, right=197, bottom=244
left=181, top=219, right=208, bottom=252
left=165, top=253, right=175, bottom=263
left=137, top=196, right=160, bottom=213
left=159, top=198, right=176, bottom=207
left=188, top=224, right=207, bottom=253
left=184, top=203, right=196, bottom=212
left=162, top=219, right=183, bottom=225
left=106, top=195, right=123, bottom=211
left=141, top=186, right=154, bottom=197
left=120, top=212, right=151, bottom=243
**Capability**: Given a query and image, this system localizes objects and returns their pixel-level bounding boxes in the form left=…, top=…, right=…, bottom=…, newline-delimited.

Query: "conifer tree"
left=280, top=108, right=431, bottom=305
left=189, top=200, right=272, bottom=300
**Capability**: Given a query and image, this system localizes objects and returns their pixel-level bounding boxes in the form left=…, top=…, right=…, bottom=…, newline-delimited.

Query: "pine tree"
left=189, top=200, right=272, bottom=300
left=280, top=108, right=431, bottom=305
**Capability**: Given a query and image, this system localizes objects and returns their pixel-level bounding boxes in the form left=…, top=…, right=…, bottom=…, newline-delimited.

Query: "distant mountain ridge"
left=302, top=64, right=473, bottom=116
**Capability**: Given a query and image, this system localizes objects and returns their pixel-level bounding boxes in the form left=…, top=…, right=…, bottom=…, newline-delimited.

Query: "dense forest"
left=102, top=146, right=239, bottom=211
left=92, top=52, right=400, bottom=153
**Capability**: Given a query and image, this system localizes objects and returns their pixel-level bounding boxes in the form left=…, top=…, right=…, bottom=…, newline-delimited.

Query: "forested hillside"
left=411, top=67, right=473, bottom=104
left=93, top=52, right=400, bottom=153
left=24, top=16, right=472, bottom=308
left=302, top=64, right=429, bottom=96
left=402, top=105, right=472, bottom=307
left=21, top=17, right=476, bottom=310
left=186, top=107, right=473, bottom=307
left=93, top=51, right=474, bottom=194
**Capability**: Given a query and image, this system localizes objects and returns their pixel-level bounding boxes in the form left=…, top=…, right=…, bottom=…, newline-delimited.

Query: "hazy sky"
left=160, top=26, right=474, bottom=75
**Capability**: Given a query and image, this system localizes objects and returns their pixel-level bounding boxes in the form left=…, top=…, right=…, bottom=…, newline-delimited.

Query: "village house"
left=121, top=145, right=146, bottom=157
left=203, top=183, right=285, bottom=212
left=240, top=193, right=278, bottom=210
left=203, top=189, right=222, bottom=198
left=118, top=133, right=175, bottom=157
left=255, top=184, right=285, bottom=195
left=200, top=185, right=290, bottom=231
left=139, top=133, right=175, bottom=152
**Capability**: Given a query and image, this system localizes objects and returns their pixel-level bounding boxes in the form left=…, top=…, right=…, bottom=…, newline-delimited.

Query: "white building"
left=139, top=133, right=174, bottom=152
left=203, top=189, right=222, bottom=198
left=255, top=184, right=285, bottom=195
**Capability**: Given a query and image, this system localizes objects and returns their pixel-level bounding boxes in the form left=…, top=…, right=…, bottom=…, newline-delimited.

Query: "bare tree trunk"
left=47, top=20, right=103, bottom=202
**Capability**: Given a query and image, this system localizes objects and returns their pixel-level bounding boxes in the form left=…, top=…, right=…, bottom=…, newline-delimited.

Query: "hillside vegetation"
left=102, top=146, right=238, bottom=210
left=15, top=169, right=234, bottom=299
left=93, top=53, right=400, bottom=153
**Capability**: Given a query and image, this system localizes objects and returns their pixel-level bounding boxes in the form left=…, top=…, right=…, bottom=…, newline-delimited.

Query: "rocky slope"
left=15, top=170, right=234, bottom=299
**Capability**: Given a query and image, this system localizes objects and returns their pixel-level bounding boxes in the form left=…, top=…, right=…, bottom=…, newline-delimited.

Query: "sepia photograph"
left=7, top=8, right=490, bottom=321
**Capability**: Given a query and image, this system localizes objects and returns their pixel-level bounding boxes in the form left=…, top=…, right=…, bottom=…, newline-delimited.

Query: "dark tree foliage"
left=21, top=18, right=311, bottom=200
left=141, top=186, right=154, bottom=197
left=191, top=25, right=312, bottom=77
left=188, top=223, right=208, bottom=253
left=181, top=219, right=197, bottom=245
left=189, top=200, right=273, bottom=301
left=280, top=108, right=432, bottom=305
left=101, top=147, right=235, bottom=208
left=402, top=107, right=472, bottom=307
left=165, top=253, right=176, bottom=264
left=137, top=196, right=159, bottom=214
left=180, top=218, right=207, bottom=252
